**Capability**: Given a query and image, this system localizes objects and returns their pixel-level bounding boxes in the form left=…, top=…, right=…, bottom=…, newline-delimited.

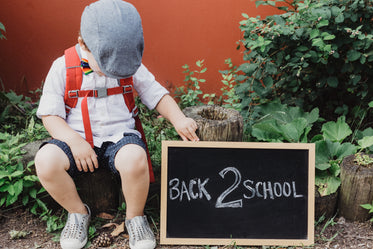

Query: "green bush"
left=0, top=132, right=47, bottom=213
left=0, top=89, right=49, bottom=214
left=250, top=101, right=319, bottom=143
left=249, top=101, right=373, bottom=196
left=174, top=60, right=207, bottom=109
left=237, top=0, right=373, bottom=125
left=0, top=90, right=46, bottom=137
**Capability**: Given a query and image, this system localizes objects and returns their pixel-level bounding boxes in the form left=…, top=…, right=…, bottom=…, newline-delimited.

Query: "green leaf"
left=10, top=171, right=23, bottom=179
left=335, top=14, right=344, bottom=23
left=265, top=61, right=278, bottom=74
left=331, top=6, right=341, bottom=16
left=312, top=38, right=324, bottom=48
left=30, top=203, right=38, bottom=215
left=297, top=46, right=309, bottom=52
left=347, top=50, right=361, bottom=61
left=255, top=0, right=265, bottom=8
left=316, top=162, right=331, bottom=171
left=273, top=15, right=286, bottom=26
left=315, top=140, right=331, bottom=164
left=13, top=180, right=23, bottom=197
left=327, top=76, right=338, bottom=88
left=279, top=118, right=308, bottom=142
left=0, top=171, right=9, bottom=180
left=0, top=196, right=6, bottom=206
left=329, top=161, right=341, bottom=177
left=263, top=76, right=274, bottom=88
left=310, top=29, right=320, bottom=39
left=24, top=175, right=39, bottom=182
left=317, top=19, right=329, bottom=28
left=307, top=108, right=320, bottom=124
left=252, top=121, right=283, bottom=142
left=315, top=175, right=341, bottom=196
left=37, top=187, right=46, bottom=194
left=237, top=63, right=258, bottom=75
left=361, top=204, right=373, bottom=210
left=361, top=128, right=373, bottom=137
left=322, top=116, right=352, bottom=142
left=323, top=34, right=335, bottom=41
left=6, top=194, right=18, bottom=206
left=36, top=199, right=48, bottom=213
left=242, top=13, right=249, bottom=19
left=22, top=195, right=29, bottom=206
left=315, top=139, right=357, bottom=165
left=358, top=136, right=373, bottom=150
left=27, top=161, right=35, bottom=168
left=29, top=188, right=37, bottom=199
left=7, top=185, right=15, bottom=195
left=0, top=184, right=9, bottom=192
left=334, top=142, right=357, bottom=160
left=0, top=22, right=5, bottom=32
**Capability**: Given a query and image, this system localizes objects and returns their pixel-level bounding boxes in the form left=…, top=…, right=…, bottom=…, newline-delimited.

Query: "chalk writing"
left=169, top=178, right=212, bottom=201
left=168, top=166, right=304, bottom=208
left=243, top=180, right=304, bottom=200
left=215, top=167, right=242, bottom=208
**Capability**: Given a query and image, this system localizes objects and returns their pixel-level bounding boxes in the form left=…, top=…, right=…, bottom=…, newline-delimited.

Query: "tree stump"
left=339, top=154, right=373, bottom=221
left=183, top=105, right=243, bottom=141
left=314, top=190, right=338, bottom=220
left=75, top=169, right=121, bottom=215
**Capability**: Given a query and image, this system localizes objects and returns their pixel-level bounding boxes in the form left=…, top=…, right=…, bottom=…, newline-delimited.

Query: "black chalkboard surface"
left=160, top=141, right=315, bottom=246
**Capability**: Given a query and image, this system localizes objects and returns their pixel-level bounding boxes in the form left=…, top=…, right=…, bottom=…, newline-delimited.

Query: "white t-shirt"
left=37, top=46, right=169, bottom=147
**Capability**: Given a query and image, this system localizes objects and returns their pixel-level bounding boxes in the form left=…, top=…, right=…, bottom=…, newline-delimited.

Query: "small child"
left=34, top=0, right=199, bottom=248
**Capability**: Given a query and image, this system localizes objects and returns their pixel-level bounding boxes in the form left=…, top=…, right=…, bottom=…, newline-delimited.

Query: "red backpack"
left=63, top=45, right=155, bottom=183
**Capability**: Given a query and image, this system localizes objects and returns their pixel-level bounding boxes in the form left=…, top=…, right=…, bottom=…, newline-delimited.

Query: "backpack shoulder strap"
left=119, top=78, right=155, bottom=183
left=64, top=44, right=83, bottom=114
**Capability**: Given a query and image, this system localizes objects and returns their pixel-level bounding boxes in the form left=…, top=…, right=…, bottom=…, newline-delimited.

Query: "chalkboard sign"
left=160, top=141, right=315, bottom=246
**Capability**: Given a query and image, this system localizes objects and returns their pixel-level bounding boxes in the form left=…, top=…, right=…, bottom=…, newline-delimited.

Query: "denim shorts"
left=40, top=133, right=146, bottom=177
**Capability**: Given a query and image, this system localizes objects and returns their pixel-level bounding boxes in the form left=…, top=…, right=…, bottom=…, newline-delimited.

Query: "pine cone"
left=92, top=233, right=112, bottom=247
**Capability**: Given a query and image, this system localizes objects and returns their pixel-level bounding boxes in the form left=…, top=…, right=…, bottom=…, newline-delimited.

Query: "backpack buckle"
left=68, top=90, right=79, bottom=98
left=94, top=88, right=108, bottom=98
left=122, top=85, right=133, bottom=94
left=132, top=105, right=139, bottom=117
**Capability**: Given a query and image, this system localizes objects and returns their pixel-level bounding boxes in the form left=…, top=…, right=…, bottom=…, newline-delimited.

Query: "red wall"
left=0, top=0, right=275, bottom=96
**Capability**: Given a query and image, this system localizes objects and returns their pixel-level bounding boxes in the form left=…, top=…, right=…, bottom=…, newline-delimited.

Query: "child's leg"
left=114, top=144, right=149, bottom=219
left=34, top=143, right=87, bottom=214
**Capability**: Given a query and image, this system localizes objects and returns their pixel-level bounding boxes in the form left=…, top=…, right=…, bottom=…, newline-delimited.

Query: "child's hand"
left=41, top=115, right=98, bottom=172
left=174, top=117, right=199, bottom=141
left=69, top=138, right=98, bottom=172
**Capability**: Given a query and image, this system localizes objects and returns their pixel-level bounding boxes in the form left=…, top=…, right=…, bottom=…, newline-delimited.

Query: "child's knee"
left=115, top=145, right=148, bottom=176
left=34, top=145, right=69, bottom=180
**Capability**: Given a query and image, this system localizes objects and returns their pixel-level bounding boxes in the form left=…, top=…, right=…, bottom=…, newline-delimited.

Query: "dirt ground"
left=0, top=208, right=372, bottom=249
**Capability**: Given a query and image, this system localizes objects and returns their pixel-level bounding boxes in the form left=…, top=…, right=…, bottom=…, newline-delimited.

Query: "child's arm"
left=42, top=115, right=98, bottom=172
left=155, top=94, right=199, bottom=141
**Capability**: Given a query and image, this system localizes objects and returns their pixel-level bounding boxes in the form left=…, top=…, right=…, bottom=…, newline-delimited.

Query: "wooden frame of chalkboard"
left=160, top=141, right=315, bottom=246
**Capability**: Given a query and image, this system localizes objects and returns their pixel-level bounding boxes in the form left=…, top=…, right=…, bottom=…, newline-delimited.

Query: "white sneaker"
left=60, top=204, right=91, bottom=249
left=125, top=215, right=156, bottom=249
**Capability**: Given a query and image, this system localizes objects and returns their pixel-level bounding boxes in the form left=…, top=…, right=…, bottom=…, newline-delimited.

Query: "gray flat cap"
left=80, top=0, right=144, bottom=79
